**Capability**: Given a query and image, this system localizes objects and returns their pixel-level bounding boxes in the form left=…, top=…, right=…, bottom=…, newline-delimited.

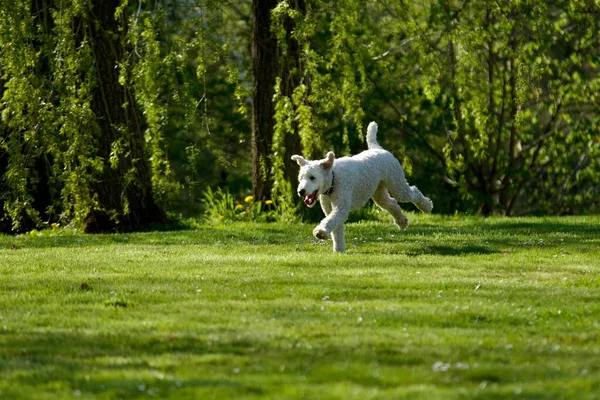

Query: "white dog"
left=292, top=121, right=433, bottom=252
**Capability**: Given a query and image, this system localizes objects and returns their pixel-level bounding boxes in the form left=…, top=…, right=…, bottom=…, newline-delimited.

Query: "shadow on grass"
left=0, top=330, right=261, bottom=398
left=442, top=220, right=597, bottom=237
left=486, top=220, right=600, bottom=235
left=1, top=218, right=598, bottom=254
left=350, top=217, right=599, bottom=255
left=1, top=322, right=597, bottom=399
left=405, top=244, right=497, bottom=256
left=0, top=224, right=300, bottom=250
left=396, top=219, right=600, bottom=237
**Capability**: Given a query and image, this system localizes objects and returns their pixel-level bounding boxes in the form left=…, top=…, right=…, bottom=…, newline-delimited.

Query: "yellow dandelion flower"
left=244, top=195, right=254, bottom=203
left=265, top=200, right=273, bottom=205
left=235, top=204, right=244, bottom=211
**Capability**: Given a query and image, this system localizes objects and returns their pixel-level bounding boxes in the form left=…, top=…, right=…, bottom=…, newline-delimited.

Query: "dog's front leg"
left=313, top=205, right=350, bottom=252
left=314, top=198, right=332, bottom=240
left=331, top=224, right=345, bottom=253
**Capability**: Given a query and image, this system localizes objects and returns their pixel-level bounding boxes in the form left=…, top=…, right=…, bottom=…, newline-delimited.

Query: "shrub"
left=202, top=187, right=300, bottom=223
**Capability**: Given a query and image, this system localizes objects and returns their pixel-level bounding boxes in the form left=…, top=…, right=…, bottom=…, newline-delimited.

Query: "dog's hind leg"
left=386, top=175, right=433, bottom=213
left=372, top=185, right=409, bottom=229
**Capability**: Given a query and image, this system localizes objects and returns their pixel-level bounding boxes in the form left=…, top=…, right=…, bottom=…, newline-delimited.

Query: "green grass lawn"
left=1, top=215, right=599, bottom=399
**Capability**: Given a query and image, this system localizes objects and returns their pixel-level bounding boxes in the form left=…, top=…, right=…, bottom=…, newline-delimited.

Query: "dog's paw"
left=313, top=227, right=329, bottom=240
left=395, top=214, right=409, bottom=230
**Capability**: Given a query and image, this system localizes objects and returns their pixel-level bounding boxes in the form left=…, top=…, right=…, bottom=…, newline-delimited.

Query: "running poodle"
left=292, top=121, right=433, bottom=252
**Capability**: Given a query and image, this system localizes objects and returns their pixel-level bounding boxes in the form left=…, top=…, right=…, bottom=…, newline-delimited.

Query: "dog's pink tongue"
left=303, top=191, right=317, bottom=206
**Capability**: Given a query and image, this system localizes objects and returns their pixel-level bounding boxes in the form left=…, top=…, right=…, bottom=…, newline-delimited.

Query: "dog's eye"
left=309, top=176, right=315, bottom=181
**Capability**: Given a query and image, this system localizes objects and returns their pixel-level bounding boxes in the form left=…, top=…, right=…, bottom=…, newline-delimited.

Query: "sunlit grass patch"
left=0, top=215, right=599, bottom=399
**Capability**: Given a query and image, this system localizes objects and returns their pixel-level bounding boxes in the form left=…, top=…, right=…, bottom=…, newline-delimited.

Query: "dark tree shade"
left=280, top=0, right=306, bottom=198
left=83, top=0, right=166, bottom=232
left=251, top=0, right=279, bottom=201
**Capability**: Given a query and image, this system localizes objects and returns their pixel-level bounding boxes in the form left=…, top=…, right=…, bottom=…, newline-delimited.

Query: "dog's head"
left=291, top=152, right=335, bottom=207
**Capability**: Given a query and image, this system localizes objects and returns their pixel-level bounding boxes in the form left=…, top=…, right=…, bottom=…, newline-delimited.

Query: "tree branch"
left=520, top=102, right=562, bottom=153
left=365, top=76, right=447, bottom=168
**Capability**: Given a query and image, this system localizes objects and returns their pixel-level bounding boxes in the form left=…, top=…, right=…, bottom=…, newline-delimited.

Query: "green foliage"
left=126, top=11, right=181, bottom=206
left=202, top=186, right=299, bottom=223
left=412, top=0, right=600, bottom=215
left=272, top=0, right=370, bottom=158
left=123, top=0, right=252, bottom=216
left=0, top=0, right=252, bottom=232
left=51, top=1, right=104, bottom=226
left=271, top=0, right=600, bottom=217
left=0, top=0, right=103, bottom=229
left=1, top=0, right=599, bottom=233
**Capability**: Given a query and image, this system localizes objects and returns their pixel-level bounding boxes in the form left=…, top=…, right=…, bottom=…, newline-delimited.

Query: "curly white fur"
left=292, top=121, right=433, bottom=253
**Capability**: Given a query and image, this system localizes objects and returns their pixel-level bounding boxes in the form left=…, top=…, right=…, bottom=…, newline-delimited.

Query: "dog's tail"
left=366, top=121, right=382, bottom=150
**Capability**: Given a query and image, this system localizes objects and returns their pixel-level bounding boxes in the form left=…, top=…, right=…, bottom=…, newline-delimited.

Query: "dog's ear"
left=291, top=155, right=308, bottom=167
left=321, top=151, right=335, bottom=170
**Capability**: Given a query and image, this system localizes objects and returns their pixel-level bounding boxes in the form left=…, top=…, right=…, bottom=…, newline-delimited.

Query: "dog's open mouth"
left=304, top=190, right=318, bottom=207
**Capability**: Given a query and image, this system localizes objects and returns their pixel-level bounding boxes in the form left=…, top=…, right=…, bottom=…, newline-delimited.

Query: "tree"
left=251, top=0, right=279, bottom=201
left=271, top=0, right=373, bottom=214
left=270, top=0, right=600, bottom=216
left=1, top=0, right=598, bottom=227
left=82, top=0, right=167, bottom=232
left=276, top=0, right=305, bottom=197
left=0, top=0, right=61, bottom=232
left=0, top=0, right=167, bottom=232
left=422, top=0, right=600, bottom=215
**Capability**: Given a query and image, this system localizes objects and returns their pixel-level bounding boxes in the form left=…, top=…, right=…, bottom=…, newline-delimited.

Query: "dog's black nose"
left=298, top=189, right=306, bottom=197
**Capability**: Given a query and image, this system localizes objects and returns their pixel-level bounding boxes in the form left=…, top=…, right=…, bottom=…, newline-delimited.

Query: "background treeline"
left=0, top=0, right=599, bottom=233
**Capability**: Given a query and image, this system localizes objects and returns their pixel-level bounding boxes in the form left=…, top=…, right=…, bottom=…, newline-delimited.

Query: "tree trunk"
left=83, top=0, right=166, bottom=232
left=280, top=0, right=305, bottom=197
left=251, top=0, right=279, bottom=200
left=0, top=69, right=8, bottom=233
left=0, top=139, right=9, bottom=234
